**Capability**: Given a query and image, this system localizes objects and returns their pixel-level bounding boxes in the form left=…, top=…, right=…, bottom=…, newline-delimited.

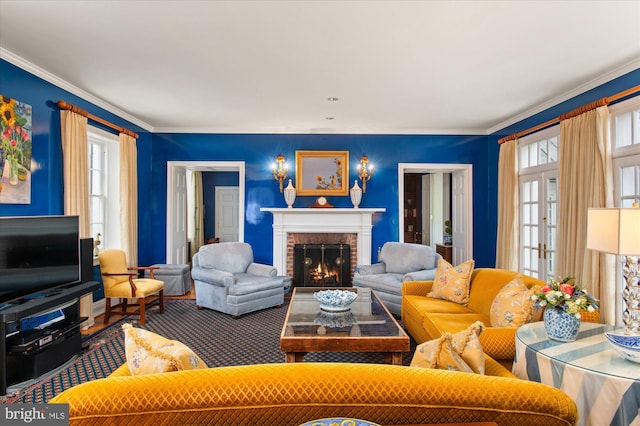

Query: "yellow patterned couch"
left=50, top=362, right=577, bottom=425
left=402, top=268, right=546, bottom=370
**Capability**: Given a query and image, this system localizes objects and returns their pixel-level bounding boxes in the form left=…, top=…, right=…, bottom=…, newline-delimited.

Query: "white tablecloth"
left=514, top=322, right=640, bottom=426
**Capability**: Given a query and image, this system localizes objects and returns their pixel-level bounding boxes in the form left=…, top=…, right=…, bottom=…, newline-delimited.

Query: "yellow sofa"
left=50, top=362, right=577, bottom=425
left=402, top=268, right=546, bottom=369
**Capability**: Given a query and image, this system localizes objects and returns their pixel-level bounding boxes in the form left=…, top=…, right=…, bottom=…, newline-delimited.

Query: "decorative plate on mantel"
left=311, top=196, right=334, bottom=208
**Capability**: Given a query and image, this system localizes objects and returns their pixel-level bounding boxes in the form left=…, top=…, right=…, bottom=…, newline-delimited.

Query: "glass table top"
left=516, top=321, right=640, bottom=381
left=282, top=287, right=406, bottom=338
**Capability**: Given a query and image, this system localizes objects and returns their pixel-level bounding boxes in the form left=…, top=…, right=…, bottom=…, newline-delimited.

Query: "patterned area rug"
left=3, top=298, right=416, bottom=404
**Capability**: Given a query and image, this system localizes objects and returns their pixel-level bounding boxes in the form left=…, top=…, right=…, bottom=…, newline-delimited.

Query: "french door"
left=520, top=170, right=557, bottom=280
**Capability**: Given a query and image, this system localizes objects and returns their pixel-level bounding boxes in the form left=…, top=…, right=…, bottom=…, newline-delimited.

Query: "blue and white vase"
left=544, top=307, right=581, bottom=342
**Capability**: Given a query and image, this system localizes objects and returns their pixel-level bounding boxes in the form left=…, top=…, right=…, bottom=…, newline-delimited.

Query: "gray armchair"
left=191, top=242, right=285, bottom=317
left=352, top=242, right=441, bottom=315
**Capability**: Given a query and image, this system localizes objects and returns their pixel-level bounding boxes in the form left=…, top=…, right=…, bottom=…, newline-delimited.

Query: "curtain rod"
left=56, top=100, right=139, bottom=139
left=498, top=84, right=640, bottom=144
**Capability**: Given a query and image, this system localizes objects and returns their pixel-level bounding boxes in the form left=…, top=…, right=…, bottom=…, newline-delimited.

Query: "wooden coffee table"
left=280, top=287, right=410, bottom=365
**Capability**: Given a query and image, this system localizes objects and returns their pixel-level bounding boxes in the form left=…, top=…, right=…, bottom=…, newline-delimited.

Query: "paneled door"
left=167, top=166, right=188, bottom=264
left=520, top=171, right=557, bottom=280
left=215, top=186, right=239, bottom=242
left=451, top=169, right=469, bottom=265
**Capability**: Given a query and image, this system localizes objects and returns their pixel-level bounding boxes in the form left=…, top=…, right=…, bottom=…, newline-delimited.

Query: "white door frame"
left=398, top=163, right=473, bottom=262
left=166, top=161, right=245, bottom=263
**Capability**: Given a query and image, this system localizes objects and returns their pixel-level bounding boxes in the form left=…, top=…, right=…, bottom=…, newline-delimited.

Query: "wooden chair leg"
left=104, top=298, right=112, bottom=324
left=122, top=298, right=128, bottom=312
left=159, top=290, right=165, bottom=314
left=139, top=298, right=146, bottom=326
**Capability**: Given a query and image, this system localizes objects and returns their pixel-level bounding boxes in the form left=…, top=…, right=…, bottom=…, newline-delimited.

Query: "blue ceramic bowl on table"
left=605, top=332, right=640, bottom=363
left=314, top=289, right=358, bottom=312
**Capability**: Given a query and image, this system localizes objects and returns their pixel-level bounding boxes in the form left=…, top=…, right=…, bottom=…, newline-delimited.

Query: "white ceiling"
left=1, top=0, right=639, bottom=135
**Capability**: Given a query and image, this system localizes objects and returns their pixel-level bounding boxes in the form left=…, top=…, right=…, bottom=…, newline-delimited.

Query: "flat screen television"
left=0, top=215, right=80, bottom=304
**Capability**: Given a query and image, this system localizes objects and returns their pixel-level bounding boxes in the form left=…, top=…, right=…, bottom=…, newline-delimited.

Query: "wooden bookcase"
left=404, top=174, right=422, bottom=243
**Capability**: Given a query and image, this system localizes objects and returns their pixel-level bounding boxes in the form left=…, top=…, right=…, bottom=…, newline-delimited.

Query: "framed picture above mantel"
left=295, top=150, right=349, bottom=196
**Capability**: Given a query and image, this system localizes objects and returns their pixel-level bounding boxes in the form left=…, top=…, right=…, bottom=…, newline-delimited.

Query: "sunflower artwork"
left=295, top=151, right=349, bottom=196
left=0, top=95, right=32, bottom=204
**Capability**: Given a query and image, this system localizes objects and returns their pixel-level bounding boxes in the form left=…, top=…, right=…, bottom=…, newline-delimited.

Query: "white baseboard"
left=93, top=298, right=106, bottom=318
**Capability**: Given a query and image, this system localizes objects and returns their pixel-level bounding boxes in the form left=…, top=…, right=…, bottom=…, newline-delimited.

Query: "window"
left=518, top=127, right=560, bottom=280
left=612, top=100, right=640, bottom=149
left=88, top=126, right=120, bottom=253
left=609, top=96, right=640, bottom=327
left=519, top=135, right=558, bottom=168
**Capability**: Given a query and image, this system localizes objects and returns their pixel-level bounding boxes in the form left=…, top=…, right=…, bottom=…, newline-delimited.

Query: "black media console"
left=0, top=281, right=99, bottom=395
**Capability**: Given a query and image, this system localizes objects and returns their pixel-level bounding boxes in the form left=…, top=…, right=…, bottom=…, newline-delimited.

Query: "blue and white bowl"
left=605, top=332, right=640, bottom=363
left=314, top=289, right=358, bottom=312
left=604, top=332, right=640, bottom=350
left=314, top=311, right=357, bottom=328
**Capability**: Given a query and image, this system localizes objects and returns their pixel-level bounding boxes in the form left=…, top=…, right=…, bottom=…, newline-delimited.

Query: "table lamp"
left=587, top=206, right=640, bottom=335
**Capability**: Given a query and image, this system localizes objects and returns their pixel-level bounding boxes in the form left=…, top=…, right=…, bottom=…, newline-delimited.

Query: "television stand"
left=0, top=281, right=99, bottom=395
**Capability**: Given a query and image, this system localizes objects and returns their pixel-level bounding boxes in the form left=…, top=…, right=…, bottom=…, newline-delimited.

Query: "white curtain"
left=557, top=106, right=614, bottom=324
left=119, top=132, right=138, bottom=268
left=495, top=139, right=519, bottom=271
left=60, top=110, right=92, bottom=326
left=60, top=110, right=90, bottom=237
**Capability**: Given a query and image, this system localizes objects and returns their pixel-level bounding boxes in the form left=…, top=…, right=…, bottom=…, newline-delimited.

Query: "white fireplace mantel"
left=260, top=208, right=385, bottom=275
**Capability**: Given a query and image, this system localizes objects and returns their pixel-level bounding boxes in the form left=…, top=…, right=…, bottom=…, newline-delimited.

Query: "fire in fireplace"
left=293, top=244, right=351, bottom=287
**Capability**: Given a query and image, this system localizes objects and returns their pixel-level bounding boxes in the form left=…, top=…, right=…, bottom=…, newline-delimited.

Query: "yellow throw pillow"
left=489, top=276, right=540, bottom=327
left=426, top=259, right=475, bottom=305
left=449, top=321, right=485, bottom=374
left=410, top=333, right=474, bottom=373
left=122, top=323, right=207, bottom=375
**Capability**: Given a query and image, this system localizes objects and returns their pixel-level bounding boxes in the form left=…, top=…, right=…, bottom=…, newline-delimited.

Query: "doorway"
left=166, top=161, right=245, bottom=264
left=398, top=163, right=473, bottom=264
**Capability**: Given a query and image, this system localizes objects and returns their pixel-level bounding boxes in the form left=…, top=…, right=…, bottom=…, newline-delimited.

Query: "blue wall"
left=148, top=133, right=492, bottom=266
left=2, top=57, right=639, bottom=274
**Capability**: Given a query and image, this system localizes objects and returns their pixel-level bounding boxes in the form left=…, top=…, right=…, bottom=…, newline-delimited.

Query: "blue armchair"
left=352, top=242, right=441, bottom=315
left=191, top=242, right=285, bottom=317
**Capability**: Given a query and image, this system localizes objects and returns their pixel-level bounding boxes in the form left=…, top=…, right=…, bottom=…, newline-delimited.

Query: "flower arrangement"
left=531, top=276, right=599, bottom=318
left=2, top=125, right=27, bottom=166
left=0, top=96, right=32, bottom=176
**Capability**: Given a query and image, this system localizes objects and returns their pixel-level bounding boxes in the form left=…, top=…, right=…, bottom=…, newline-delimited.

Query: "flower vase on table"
left=544, top=307, right=580, bottom=342
left=532, top=276, right=599, bottom=343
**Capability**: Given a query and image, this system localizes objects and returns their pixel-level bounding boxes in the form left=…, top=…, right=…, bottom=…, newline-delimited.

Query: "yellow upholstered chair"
left=98, top=249, right=164, bottom=326
left=580, top=309, right=600, bottom=323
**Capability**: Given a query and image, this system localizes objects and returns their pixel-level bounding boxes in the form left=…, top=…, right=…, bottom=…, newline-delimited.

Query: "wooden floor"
left=81, top=282, right=196, bottom=337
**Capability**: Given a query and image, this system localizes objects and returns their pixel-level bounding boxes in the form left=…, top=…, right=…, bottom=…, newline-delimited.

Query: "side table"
left=514, top=321, right=640, bottom=426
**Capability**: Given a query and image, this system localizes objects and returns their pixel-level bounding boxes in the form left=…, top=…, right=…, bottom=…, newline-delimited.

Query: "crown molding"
left=486, top=59, right=640, bottom=135
left=152, top=126, right=486, bottom=135
left=0, top=48, right=153, bottom=132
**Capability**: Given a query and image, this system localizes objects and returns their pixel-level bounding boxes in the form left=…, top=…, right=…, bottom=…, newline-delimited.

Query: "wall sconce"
left=272, top=154, right=288, bottom=192
left=356, top=154, right=373, bottom=193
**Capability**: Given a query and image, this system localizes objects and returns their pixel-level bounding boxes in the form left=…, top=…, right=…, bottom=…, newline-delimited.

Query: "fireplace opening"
left=293, top=244, right=351, bottom=287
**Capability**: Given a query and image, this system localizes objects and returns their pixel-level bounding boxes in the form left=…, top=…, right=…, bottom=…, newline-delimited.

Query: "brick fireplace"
left=260, top=208, right=385, bottom=278
left=290, top=234, right=356, bottom=287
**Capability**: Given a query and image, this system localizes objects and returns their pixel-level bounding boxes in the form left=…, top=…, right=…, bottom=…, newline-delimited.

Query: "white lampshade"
left=587, top=208, right=640, bottom=256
